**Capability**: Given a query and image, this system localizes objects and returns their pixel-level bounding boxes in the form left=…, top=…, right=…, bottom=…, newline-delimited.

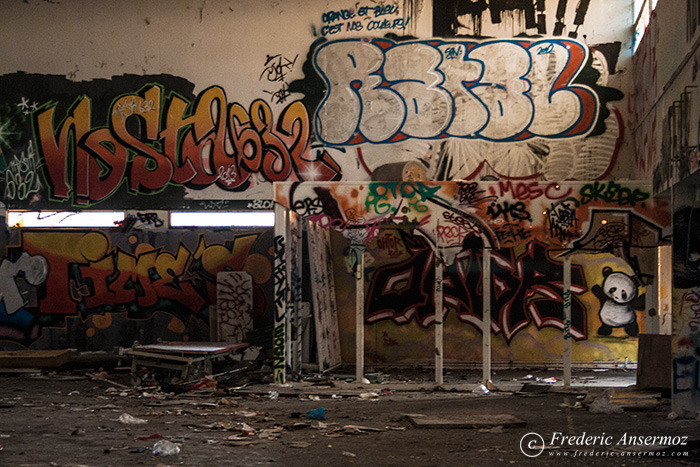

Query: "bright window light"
left=7, top=211, right=124, bottom=228
left=170, top=211, right=275, bottom=227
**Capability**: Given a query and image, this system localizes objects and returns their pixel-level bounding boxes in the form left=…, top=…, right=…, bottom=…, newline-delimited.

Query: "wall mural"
left=0, top=31, right=627, bottom=210
left=0, top=73, right=342, bottom=209
left=276, top=180, right=669, bottom=362
left=0, top=228, right=274, bottom=351
left=296, top=35, right=626, bottom=181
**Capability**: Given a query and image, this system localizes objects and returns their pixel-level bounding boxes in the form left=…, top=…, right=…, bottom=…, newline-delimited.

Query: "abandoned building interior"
left=0, top=0, right=699, bottom=462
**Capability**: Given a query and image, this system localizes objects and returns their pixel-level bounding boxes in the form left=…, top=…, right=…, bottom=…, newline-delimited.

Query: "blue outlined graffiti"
left=313, top=37, right=599, bottom=145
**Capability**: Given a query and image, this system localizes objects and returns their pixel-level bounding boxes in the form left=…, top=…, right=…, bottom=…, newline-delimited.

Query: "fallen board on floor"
left=0, top=350, right=71, bottom=368
left=405, top=413, right=526, bottom=429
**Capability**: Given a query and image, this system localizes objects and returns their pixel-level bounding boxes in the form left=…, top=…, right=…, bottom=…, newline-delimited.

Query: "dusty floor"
left=0, top=365, right=697, bottom=466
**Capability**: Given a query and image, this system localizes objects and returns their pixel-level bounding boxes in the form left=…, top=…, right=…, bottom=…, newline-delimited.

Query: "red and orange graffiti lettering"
left=35, top=85, right=342, bottom=205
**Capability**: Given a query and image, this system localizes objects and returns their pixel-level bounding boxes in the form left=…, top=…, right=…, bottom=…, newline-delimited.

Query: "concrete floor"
left=1, top=364, right=694, bottom=466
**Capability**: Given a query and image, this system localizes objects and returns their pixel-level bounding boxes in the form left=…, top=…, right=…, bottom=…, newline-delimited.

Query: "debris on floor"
left=404, top=412, right=526, bottom=429
left=152, top=439, right=181, bottom=456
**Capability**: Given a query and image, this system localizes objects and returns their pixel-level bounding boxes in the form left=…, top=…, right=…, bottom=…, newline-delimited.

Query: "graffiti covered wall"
left=672, top=200, right=700, bottom=415
left=0, top=0, right=648, bottom=360
left=0, top=0, right=639, bottom=210
left=276, top=179, right=670, bottom=363
left=0, top=227, right=274, bottom=351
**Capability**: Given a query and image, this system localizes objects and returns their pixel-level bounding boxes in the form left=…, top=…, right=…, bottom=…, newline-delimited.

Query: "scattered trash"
left=589, top=392, right=624, bottom=414
left=152, top=439, right=181, bottom=456
left=67, top=390, right=80, bottom=396
left=309, top=395, right=321, bottom=401
left=118, top=413, right=148, bottom=424
left=136, top=434, right=163, bottom=441
left=486, top=381, right=499, bottom=391
left=380, top=389, right=393, bottom=396
left=522, top=374, right=533, bottom=380
left=359, top=392, right=379, bottom=399
left=306, top=407, right=326, bottom=420
left=541, top=378, right=557, bottom=384
left=559, top=401, right=584, bottom=409
left=331, top=394, right=342, bottom=399
left=238, top=423, right=256, bottom=435
left=234, top=410, right=260, bottom=418
left=268, top=391, right=279, bottom=401
left=258, top=427, right=284, bottom=439
left=287, top=422, right=311, bottom=430
left=478, top=425, right=504, bottom=433
left=472, top=384, right=490, bottom=395
left=342, top=451, right=357, bottom=457
left=344, top=424, right=385, bottom=433
left=362, top=378, right=371, bottom=384
left=667, top=412, right=678, bottom=420
left=186, top=378, right=217, bottom=391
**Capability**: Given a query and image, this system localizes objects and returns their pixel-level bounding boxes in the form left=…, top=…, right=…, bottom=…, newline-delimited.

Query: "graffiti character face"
left=603, top=270, right=638, bottom=304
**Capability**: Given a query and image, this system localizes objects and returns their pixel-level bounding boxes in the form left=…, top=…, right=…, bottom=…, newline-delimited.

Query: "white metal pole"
left=284, top=209, right=294, bottom=376
left=563, top=255, right=572, bottom=387
left=435, top=252, right=444, bottom=386
left=273, top=202, right=288, bottom=384
left=355, top=246, right=365, bottom=383
left=482, top=248, right=492, bottom=384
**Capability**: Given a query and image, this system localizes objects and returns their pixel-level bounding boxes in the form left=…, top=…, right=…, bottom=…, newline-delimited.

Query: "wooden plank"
left=308, top=222, right=342, bottom=371
left=406, top=413, right=526, bottom=429
left=0, top=350, right=71, bottom=368
left=216, top=271, right=254, bottom=344
left=131, top=342, right=247, bottom=354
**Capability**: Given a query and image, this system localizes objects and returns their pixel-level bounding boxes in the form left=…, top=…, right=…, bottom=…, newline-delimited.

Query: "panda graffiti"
left=591, top=267, right=645, bottom=337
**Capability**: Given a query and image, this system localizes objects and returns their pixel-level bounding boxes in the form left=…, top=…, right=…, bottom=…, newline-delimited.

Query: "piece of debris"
left=343, top=424, right=386, bottom=433
left=258, top=427, right=284, bottom=439
left=405, top=413, right=525, bottom=429
left=609, top=391, right=661, bottom=411
left=588, top=392, right=624, bottom=414
left=235, top=410, right=261, bottom=418
left=307, top=407, right=326, bottom=420
left=472, top=384, right=489, bottom=395
left=118, top=413, right=148, bottom=424
left=478, top=425, right=504, bottom=433
left=343, top=451, right=357, bottom=457
left=135, top=434, right=163, bottom=441
left=152, top=439, right=181, bottom=456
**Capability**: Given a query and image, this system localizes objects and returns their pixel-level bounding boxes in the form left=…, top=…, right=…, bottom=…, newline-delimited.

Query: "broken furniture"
left=123, top=341, right=248, bottom=386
